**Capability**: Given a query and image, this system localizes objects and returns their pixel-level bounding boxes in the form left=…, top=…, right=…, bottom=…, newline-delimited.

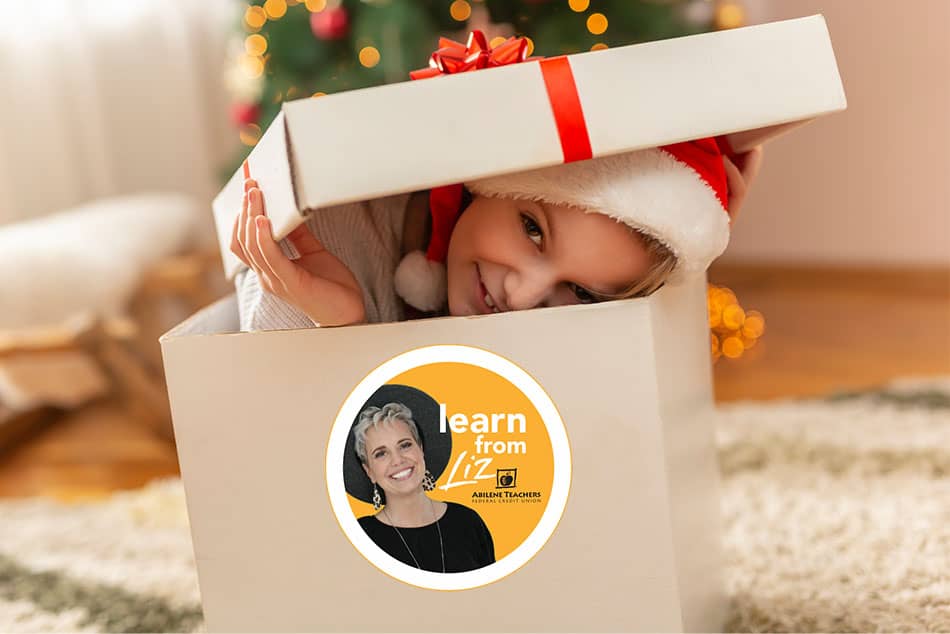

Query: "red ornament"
left=310, top=7, right=349, bottom=40
left=230, top=102, right=261, bottom=127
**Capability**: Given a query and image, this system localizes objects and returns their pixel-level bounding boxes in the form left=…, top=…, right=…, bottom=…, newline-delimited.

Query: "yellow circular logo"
left=327, top=345, right=571, bottom=591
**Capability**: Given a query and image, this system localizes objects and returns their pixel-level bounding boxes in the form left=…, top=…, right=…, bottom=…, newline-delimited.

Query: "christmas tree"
left=225, top=0, right=745, bottom=174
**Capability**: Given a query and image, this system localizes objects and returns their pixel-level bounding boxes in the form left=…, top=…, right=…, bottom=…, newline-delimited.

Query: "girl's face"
left=361, top=420, right=426, bottom=498
left=446, top=195, right=651, bottom=316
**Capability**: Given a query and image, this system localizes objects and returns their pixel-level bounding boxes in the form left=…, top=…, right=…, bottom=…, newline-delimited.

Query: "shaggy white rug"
left=1, top=378, right=948, bottom=633
left=719, top=377, right=950, bottom=632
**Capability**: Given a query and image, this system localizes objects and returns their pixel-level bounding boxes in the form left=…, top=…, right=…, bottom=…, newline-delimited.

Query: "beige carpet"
left=719, top=377, right=950, bottom=632
left=1, top=377, right=948, bottom=632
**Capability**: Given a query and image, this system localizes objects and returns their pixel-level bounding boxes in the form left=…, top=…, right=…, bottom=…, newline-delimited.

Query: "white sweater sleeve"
left=235, top=266, right=316, bottom=331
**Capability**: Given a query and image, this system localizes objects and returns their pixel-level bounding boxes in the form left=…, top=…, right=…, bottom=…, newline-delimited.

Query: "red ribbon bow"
left=410, top=30, right=537, bottom=80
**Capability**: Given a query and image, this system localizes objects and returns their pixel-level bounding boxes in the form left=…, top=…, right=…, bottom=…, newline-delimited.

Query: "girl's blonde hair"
left=601, top=228, right=678, bottom=301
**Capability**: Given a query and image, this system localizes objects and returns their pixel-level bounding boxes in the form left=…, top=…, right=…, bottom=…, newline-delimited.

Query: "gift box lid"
left=214, top=14, right=846, bottom=279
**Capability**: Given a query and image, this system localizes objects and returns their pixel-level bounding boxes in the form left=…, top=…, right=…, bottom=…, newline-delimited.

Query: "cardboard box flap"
left=214, top=15, right=846, bottom=279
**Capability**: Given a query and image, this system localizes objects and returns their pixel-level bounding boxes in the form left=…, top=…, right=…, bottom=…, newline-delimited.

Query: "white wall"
left=723, top=0, right=950, bottom=266
left=0, top=0, right=237, bottom=236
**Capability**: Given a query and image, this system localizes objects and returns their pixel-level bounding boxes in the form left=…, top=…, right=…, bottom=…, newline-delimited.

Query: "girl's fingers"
left=724, top=146, right=764, bottom=223
left=245, top=187, right=293, bottom=299
left=739, top=146, right=764, bottom=189
left=244, top=188, right=270, bottom=275
left=235, top=178, right=261, bottom=261
left=287, top=224, right=325, bottom=257
left=724, top=156, right=747, bottom=222
left=245, top=179, right=267, bottom=219
left=246, top=194, right=286, bottom=297
left=256, top=216, right=298, bottom=296
left=254, top=216, right=286, bottom=294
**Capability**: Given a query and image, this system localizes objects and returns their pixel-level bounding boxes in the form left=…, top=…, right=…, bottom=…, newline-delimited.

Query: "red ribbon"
left=539, top=56, right=593, bottom=163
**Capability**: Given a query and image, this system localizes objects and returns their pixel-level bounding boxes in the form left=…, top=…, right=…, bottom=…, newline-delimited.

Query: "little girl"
left=231, top=139, right=761, bottom=331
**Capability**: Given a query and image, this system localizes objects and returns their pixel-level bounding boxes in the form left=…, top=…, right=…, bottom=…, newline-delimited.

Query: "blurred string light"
left=590, top=42, right=608, bottom=51
left=359, top=46, right=381, bottom=68
left=244, top=5, right=267, bottom=30
left=568, top=0, right=590, bottom=12
left=311, top=91, right=327, bottom=98
left=305, top=0, right=327, bottom=11
left=450, top=0, right=472, bottom=22
left=264, top=0, right=288, bottom=19
left=239, top=123, right=262, bottom=146
left=489, top=36, right=507, bottom=47
left=245, top=34, right=267, bottom=56
left=715, top=0, right=745, bottom=29
left=586, top=13, right=608, bottom=35
left=708, top=284, right=764, bottom=362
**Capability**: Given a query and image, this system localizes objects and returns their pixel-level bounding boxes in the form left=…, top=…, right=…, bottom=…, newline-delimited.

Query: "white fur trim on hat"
left=394, top=249, right=447, bottom=312
left=466, top=148, right=730, bottom=283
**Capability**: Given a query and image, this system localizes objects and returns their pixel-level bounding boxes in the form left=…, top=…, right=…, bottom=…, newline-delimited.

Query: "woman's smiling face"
left=445, top=194, right=651, bottom=316
left=361, top=420, right=426, bottom=498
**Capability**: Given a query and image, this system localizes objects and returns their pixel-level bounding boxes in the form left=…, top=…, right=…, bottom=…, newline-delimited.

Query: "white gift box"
left=163, top=15, right=845, bottom=632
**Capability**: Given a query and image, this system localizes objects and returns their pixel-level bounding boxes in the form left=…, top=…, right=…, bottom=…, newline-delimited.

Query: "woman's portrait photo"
left=343, top=384, right=496, bottom=573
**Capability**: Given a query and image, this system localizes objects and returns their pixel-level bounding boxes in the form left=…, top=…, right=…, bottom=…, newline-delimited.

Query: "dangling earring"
left=422, top=469, right=436, bottom=492
left=372, top=483, right=382, bottom=510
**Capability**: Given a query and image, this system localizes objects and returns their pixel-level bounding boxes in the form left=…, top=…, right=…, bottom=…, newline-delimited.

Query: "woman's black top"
left=359, top=501, right=495, bottom=573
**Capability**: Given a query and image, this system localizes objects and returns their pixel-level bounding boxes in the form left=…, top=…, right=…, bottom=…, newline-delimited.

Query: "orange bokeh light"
left=450, top=0, right=472, bottom=21
left=586, top=13, right=608, bottom=35
left=721, top=304, right=746, bottom=330
left=359, top=46, right=381, bottom=68
left=721, top=336, right=744, bottom=359
left=244, top=6, right=267, bottom=29
left=264, top=0, right=287, bottom=19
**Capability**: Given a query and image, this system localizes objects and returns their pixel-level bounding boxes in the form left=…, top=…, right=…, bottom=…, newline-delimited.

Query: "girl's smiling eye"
left=520, top=212, right=543, bottom=247
left=570, top=283, right=596, bottom=304
left=373, top=448, right=387, bottom=460
left=398, top=440, right=413, bottom=450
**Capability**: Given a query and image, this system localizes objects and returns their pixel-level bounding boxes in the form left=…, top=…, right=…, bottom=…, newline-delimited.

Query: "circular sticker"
left=326, top=345, right=571, bottom=591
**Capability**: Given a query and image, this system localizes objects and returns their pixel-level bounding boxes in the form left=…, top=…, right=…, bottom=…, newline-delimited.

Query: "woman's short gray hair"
left=353, top=402, right=423, bottom=464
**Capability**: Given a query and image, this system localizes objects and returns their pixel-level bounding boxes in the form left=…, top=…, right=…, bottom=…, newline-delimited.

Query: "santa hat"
left=394, top=137, right=732, bottom=313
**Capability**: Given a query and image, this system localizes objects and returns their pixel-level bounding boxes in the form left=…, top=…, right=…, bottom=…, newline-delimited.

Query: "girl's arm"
left=231, top=177, right=366, bottom=327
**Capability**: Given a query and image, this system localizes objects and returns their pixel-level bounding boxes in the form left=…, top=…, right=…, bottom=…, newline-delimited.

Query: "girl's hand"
left=723, top=145, right=764, bottom=223
left=230, top=177, right=366, bottom=327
